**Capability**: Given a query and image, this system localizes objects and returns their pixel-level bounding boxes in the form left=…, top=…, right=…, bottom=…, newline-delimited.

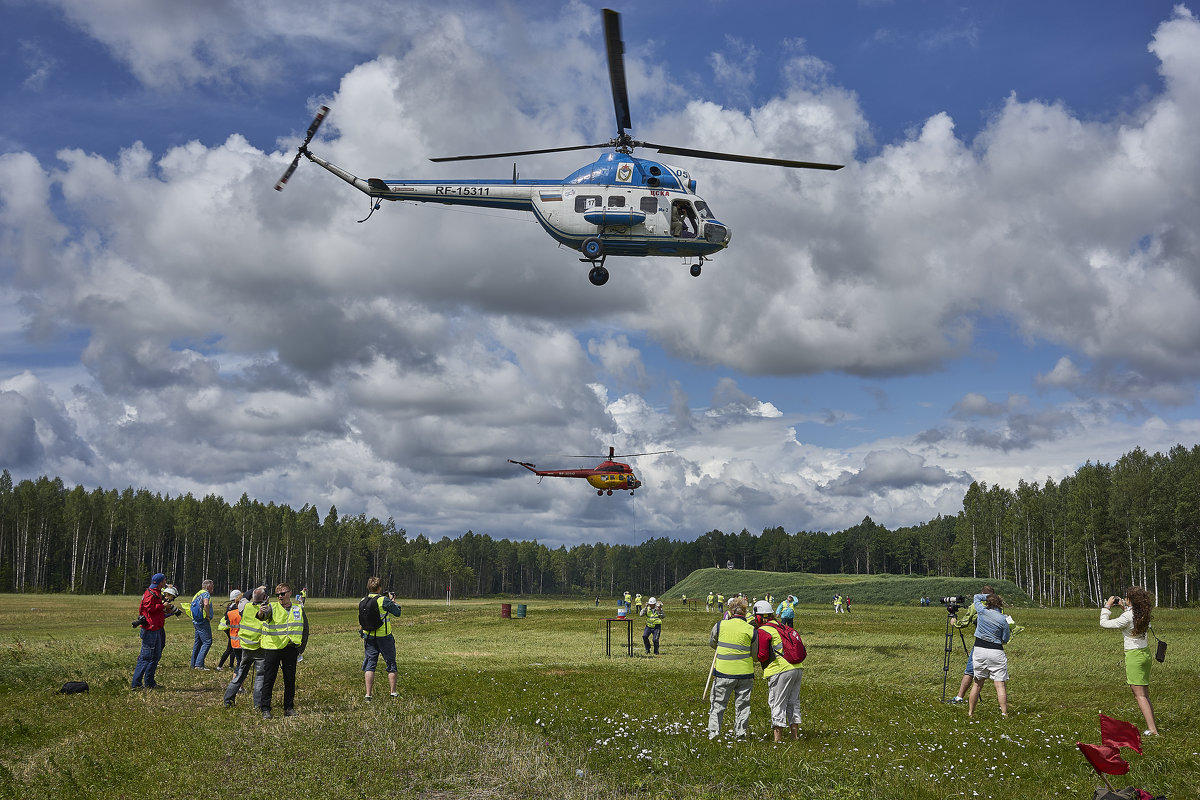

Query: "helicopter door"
left=670, top=200, right=698, bottom=238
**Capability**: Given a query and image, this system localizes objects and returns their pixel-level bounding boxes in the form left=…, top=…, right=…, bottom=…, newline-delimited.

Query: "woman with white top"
left=1100, top=587, right=1158, bottom=735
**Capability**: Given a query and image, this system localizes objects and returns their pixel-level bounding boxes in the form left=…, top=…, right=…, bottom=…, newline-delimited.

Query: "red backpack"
left=765, top=621, right=806, bottom=664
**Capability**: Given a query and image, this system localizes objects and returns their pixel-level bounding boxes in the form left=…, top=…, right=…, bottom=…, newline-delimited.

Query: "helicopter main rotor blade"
left=275, top=105, right=330, bottom=191
left=429, top=142, right=611, bottom=163
left=603, top=8, right=633, bottom=137
left=564, top=450, right=674, bottom=459
left=648, top=142, right=843, bottom=171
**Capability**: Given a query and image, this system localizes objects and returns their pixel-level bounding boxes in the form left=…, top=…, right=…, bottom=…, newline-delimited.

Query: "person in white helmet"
left=642, top=598, right=664, bottom=655
left=753, top=600, right=805, bottom=741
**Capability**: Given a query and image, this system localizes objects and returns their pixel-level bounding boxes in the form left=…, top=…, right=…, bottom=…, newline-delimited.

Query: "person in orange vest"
left=217, top=589, right=244, bottom=671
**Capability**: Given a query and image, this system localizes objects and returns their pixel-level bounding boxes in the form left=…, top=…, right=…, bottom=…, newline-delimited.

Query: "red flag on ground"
left=1100, top=713, right=1144, bottom=754
left=1077, top=742, right=1131, bottom=776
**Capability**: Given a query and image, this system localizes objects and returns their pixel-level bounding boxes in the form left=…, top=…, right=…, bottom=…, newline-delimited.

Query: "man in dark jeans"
left=254, top=582, right=309, bottom=719
left=223, top=586, right=267, bottom=707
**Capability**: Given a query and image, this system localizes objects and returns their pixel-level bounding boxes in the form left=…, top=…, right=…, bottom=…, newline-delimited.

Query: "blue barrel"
left=515, top=604, right=527, bottom=618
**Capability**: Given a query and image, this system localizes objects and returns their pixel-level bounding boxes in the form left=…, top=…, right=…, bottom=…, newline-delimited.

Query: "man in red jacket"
left=132, top=572, right=175, bottom=690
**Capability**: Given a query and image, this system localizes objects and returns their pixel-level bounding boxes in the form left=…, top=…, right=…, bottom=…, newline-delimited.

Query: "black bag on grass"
left=59, top=681, right=89, bottom=694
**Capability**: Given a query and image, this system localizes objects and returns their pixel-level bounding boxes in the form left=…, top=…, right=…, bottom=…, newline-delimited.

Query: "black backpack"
left=59, top=681, right=89, bottom=694
left=358, top=594, right=384, bottom=632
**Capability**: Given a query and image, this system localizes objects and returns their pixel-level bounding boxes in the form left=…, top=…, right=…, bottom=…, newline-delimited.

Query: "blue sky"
left=2, top=0, right=1198, bottom=546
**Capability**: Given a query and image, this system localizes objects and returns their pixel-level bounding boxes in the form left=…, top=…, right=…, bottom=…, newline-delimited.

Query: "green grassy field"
left=1, top=594, right=1196, bottom=800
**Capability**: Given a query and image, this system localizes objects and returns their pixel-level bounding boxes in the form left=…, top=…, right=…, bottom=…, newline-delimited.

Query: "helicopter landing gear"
left=582, top=237, right=604, bottom=261
left=690, top=263, right=702, bottom=277
left=597, top=489, right=604, bottom=496
left=606, top=489, right=614, bottom=496
left=581, top=239, right=609, bottom=286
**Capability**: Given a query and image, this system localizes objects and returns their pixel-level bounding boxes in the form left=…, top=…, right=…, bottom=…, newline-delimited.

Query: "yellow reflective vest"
left=238, top=605, right=264, bottom=651
left=363, top=594, right=392, bottom=638
left=711, top=617, right=755, bottom=679
left=260, top=601, right=305, bottom=650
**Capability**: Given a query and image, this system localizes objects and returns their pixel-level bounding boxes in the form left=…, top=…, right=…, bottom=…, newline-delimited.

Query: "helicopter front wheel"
left=606, top=489, right=614, bottom=496
left=597, top=489, right=604, bottom=496
left=582, top=237, right=604, bottom=260
left=690, top=263, right=702, bottom=277
left=589, top=266, right=610, bottom=286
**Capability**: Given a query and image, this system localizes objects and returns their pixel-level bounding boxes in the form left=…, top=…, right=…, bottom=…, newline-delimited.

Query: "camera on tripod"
left=941, top=595, right=967, bottom=613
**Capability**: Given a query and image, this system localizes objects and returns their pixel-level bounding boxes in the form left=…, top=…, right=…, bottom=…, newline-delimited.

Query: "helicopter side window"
left=639, top=196, right=658, bottom=214
left=575, top=195, right=602, bottom=212
left=694, top=201, right=713, bottom=219
left=607, top=195, right=626, bottom=207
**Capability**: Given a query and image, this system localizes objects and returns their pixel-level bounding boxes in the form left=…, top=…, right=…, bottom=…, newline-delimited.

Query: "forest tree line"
left=1, top=443, right=1197, bottom=606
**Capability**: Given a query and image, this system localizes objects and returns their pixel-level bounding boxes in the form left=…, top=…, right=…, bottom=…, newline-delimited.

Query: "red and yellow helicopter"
left=275, top=9, right=841, bottom=286
left=508, top=447, right=671, bottom=496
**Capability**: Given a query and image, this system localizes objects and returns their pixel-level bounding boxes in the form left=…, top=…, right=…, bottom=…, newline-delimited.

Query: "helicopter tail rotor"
left=274, top=105, right=330, bottom=191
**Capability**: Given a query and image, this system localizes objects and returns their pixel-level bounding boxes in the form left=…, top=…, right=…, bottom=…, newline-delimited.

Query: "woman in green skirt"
left=1100, top=587, right=1158, bottom=735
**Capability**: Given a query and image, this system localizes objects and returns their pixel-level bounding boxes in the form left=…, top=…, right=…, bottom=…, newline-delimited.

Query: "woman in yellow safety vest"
left=752, top=600, right=804, bottom=742
left=222, top=586, right=265, bottom=708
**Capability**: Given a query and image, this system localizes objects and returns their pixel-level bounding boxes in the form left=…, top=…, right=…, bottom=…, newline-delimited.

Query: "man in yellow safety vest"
left=706, top=596, right=758, bottom=740
left=222, top=586, right=266, bottom=708
left=254, top=582, right=308, bottom=719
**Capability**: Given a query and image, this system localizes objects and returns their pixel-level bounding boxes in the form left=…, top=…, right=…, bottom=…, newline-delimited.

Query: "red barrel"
left=501, top=603, right=512, bottom=618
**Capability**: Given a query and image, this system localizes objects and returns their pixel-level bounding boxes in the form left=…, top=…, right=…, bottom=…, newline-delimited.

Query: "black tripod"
left=941, top=605, right=968, bottom=702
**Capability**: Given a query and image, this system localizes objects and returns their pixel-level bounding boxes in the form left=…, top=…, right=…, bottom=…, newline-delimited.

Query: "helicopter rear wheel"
left=690, top=263, right=702, bottom=277
left=597, top=489, right=604, bottom=496
left=582, top=237, right=604, bottom=260
left=606, top=489, right=614, bottom=496
left=589, top=266, right=610, bottom=286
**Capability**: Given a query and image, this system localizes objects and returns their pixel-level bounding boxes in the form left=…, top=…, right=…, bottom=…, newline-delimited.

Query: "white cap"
left=753, top=600, right=774, bottom=615
left=162, top=585, right=178, bottom=598
left=647, top=597, right=657, bottom=605
left=229, top=590, right=243, bottom=602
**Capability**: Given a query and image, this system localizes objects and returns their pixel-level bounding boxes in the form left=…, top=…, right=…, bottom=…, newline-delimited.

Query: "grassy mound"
left=664, top=568, right=1032, bottom=606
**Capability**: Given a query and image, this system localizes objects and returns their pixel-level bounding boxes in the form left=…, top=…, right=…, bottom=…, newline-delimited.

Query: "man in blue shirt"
left=967, top=592, right=1011, bottom=718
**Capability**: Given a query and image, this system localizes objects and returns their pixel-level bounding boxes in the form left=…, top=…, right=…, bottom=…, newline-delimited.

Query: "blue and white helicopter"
left=275, top=9, right=842, bottom=286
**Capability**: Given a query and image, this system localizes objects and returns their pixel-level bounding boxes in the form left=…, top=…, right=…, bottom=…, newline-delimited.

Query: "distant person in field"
left=1101, top=587, right=1159, bottom=735
left=642, top=598, right=664, bottom=655
left=132, top=573, right=175, bottom=690
left=216, top=589, right=243, bottom=671
left=361, top=576, right=404, bottom=701
left=298, top=587, right=307, bottom=606
left=707, top=596, right=758, bottom=740
left=190, top=579, right=216, bottom=669
left=776, top=595, right=796, bottom=629
left=716, top=594, right=725, bottom=614
left=967, top=592, right=1011, bottom=718
left=635, top=593, right=644, bottom=615
left=624, top=590, right=632, bottom=609
left=707, top=592, right=715, bottom=612
left=753, top=600, right=804, bottom=742
left=223, top=586, right=267, bottom=708
left=844, top=596, right=852, bottom=613
left=949, top=585, right=993, bottom=705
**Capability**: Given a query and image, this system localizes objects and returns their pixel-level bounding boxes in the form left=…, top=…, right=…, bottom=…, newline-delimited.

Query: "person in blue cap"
left=132, top=573, right=175, bottom=689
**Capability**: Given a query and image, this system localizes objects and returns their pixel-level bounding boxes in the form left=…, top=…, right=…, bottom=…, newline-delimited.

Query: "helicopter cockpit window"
left=639, top=196, right=658, bottom=213
left=607, top=196, right=626, bottom=207
left=694, top=201, right=713, bottom=219
left=575, top=195, right=602, bottom=212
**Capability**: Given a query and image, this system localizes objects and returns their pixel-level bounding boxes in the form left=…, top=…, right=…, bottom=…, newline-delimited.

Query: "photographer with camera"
left=131, top=572, right=181, bottom=690
left=360, top=576, right=403, bottom=701
left=946, top=585, right=993, bottom=705
left=967, top=592, right=1011, bottom=718
left=1100, top=588, right=1159, bottom=736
